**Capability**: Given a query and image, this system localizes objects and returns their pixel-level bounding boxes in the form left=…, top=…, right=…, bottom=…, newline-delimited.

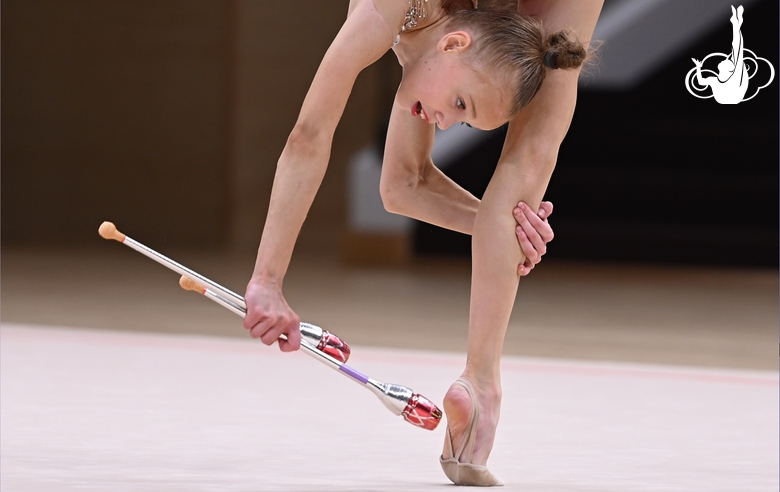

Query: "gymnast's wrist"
left=249, top=266, right=285, bottom=288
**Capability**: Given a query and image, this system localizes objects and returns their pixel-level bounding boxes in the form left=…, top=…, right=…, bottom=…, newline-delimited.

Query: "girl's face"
left=397, top=34, right=510, bottom=131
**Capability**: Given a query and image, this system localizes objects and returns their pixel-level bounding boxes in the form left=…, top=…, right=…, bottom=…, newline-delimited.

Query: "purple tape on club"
left=339, top=364, right=369, bottom=384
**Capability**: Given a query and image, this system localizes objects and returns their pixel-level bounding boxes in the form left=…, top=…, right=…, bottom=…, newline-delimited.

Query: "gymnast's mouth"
left=411, top=101, right=429, bottom=123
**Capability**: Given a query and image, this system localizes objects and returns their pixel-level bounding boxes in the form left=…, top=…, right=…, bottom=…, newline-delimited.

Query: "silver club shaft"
left=121, top=235, right=245, bottom=309
left=201, top=286, right=412, bottom=416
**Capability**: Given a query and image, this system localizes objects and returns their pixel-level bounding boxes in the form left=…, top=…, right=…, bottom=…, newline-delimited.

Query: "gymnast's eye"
left=456, top=97, right=466, bottom=111
left=459, top=122, right=472, bottom=128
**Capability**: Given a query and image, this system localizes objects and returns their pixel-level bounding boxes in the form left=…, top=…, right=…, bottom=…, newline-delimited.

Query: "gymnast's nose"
left=435, top=111, right=454, bottom=130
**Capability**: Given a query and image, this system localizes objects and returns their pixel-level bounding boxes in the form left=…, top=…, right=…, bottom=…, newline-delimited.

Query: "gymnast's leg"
left=440, top=45, right=589, bottom=491
left=442, top=156, right=533, bottom=469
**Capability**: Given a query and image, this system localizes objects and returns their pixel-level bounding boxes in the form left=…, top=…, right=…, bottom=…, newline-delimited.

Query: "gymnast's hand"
left=243, top=279, right=302, bottom=352
left=514, top=201, right=554, bottom=276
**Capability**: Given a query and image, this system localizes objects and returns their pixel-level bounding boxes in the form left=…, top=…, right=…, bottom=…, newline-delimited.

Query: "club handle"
left=180, top=277, right=441, bottom=429
left=182, top=278, right=369, bottom=383
left=100, top=223, right=439, bottom=429
left=179, top=277, right=350, bottom=363
left=99, top=221, right=245, bottom=308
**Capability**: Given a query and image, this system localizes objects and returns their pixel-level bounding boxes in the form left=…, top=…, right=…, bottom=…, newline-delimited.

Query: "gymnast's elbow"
left=381, top=155, right=432, bottom=214
left=379, top=173, right=418, bottom=216
left=379, top=179, right=403, bottom=215
left=285, top=121, right=332, bottom=160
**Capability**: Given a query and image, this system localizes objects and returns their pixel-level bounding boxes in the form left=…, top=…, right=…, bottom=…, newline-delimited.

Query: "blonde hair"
left=447, top=6, right=589, bottom=117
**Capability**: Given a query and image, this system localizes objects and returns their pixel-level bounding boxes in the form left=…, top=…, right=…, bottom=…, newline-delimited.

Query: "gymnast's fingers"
left=537, top=201, right=554, bottom=219
left=278, top=318, right=302, bottom=352
left=515, top=225, right=541, bottom=265
left=252, top=315, right=292, bottom=346
left=517, top=258, right=534, bottom=276
left=518, top=202, right=554, bottom=244
left=514, top=207, right=545, bottom=262
left=248, top=317, right=276, bottom=343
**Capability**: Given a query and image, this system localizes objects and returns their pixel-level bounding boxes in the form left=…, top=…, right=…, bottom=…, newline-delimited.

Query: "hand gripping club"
left=179, top=276, right=442, bottom=431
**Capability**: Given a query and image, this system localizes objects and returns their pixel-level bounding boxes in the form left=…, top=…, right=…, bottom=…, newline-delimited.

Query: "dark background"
left=1, top=1, right=382, bottom=251
left=3, top=0, right=777, bottom=267
left=414, top=0, right=779, bottom=267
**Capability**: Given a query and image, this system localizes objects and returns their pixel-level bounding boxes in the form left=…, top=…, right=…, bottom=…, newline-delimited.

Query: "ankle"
left=460, top=372, right=502, bottom=403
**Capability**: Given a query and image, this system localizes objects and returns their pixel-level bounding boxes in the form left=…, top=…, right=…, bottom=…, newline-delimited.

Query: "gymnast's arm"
left=244, top=1, right=395, bottom=350
left=380, top=102, right=479, bottom=235
left=380, top=101, right=555, bottom=273
left=693, top=60, right=712, bottom=87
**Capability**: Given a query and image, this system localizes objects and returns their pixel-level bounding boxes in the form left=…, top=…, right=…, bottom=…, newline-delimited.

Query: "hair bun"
left=545, top=31, right=587, bottom=70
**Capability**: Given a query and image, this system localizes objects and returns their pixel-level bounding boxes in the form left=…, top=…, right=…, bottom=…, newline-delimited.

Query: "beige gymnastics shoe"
left=439, top=377, right=504, bottom=487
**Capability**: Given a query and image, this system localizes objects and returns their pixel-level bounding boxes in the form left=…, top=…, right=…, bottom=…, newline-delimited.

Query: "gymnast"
left=243, top=0, right=603, bottom=486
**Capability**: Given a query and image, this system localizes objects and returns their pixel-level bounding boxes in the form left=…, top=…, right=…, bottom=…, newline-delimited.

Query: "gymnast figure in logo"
left=691, top=6, right=747, bottom=104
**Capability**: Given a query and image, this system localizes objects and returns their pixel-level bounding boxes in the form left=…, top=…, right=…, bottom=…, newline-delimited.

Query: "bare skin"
left=440, top=0, right=604, bottom=467
left=243, top=0, right=601, bottom=473
left=245, top=0, right=556, bottom=350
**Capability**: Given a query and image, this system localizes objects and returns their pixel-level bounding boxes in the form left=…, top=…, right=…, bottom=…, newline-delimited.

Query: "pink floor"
left=2, top=323, right=777, bottom=491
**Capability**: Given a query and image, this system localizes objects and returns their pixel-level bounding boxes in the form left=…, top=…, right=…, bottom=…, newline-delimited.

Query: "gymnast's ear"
left=438, top=31, right=472, bottom=53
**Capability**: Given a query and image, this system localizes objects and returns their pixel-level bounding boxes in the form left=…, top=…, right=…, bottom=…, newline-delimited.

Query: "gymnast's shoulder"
left=348, top=0, right=408, bottom=32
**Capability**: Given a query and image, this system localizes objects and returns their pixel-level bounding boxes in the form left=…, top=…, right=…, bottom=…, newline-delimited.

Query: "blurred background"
left=2, top=0, right=777, bottom=370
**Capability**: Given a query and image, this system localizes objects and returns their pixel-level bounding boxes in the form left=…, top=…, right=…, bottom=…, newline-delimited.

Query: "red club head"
left=402, top=393, right=443, bottom=431
left=317, top=331, right=351, bottom=363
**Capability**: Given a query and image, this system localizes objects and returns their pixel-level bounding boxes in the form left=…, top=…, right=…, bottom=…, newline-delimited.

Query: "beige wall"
left=2, top=1, right=391, bottom=251
left=2, top=1, right=231, bottom=245
left=230, top=1, right=396, bottom=251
